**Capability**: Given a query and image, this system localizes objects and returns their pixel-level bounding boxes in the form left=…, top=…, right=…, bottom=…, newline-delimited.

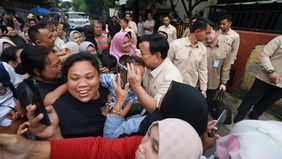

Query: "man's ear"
left=8, top=61, right=17, bottom=68
left=156, top=52, right=162, bottom=60
left=35, top=39, right=41, bottom=45
left=33, top=68, right=40, bottom=77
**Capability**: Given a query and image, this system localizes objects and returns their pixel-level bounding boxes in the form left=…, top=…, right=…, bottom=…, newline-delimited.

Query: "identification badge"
left=213, top=59, right=220, bottom=68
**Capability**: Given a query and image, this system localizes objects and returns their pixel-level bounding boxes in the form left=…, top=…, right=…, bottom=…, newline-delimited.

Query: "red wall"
left=229, top=30, right=281, bottom=91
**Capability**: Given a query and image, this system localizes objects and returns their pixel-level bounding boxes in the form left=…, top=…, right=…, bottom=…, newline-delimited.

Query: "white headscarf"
left=0, top=39, right=16, bottom=56
left=149, top=118, right=203, bottom=159
left=79, top=41, right=95, bottom=52
left=65, top=41, right=79, bottom=54
left=216, top=120, right=282, bottom=159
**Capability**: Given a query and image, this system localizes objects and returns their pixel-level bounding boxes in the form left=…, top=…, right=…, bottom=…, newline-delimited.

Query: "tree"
left=61, top=1, right=73, bottom=10
left=168, top=0, right=207, bottom=22
left=181, top=0, right=207, bottom=18
left=73, top=0, right=115, bottom=18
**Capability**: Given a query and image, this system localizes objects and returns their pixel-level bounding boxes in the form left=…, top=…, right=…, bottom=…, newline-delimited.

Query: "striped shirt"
left=95, top=33, right=110, bottom=52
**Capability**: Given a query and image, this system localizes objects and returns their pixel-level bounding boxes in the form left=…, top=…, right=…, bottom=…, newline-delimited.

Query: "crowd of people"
left=0, top=10, right=281, bottom=159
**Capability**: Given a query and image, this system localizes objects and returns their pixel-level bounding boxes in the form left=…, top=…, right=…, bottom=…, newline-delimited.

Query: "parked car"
left=65, top=12, right=90, bottom=30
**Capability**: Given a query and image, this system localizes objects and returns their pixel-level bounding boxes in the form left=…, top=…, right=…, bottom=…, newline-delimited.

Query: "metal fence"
left=209, top=7, right=282, bottom=34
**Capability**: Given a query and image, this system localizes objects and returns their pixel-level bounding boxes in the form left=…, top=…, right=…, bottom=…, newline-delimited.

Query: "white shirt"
left=0, top=62, right=23, bottom=126
left=158, top=24, right=177, bottom=43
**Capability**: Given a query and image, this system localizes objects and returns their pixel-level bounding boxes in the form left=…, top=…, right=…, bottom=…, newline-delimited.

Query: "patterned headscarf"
left=216, top=120, right=282, bottom=159
left=148, top=118, right=203, bottom=159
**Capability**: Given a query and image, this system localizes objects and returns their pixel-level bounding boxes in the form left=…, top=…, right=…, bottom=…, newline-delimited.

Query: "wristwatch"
left=267, top=70, right=275, bottom=75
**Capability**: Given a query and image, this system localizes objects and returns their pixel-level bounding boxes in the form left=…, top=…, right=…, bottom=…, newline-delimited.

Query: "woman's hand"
left=201, top=120, right=220, bottom=151
left=26, top=105, right=63, bottom=140
left=113, top=74, right=130, bottom=105
left=0, top=134, right=50, bottom=159
left=12, top=101, right=26, bottom=120
left=99, top=67, right=109, bottom=73
left=17, top=121, right=30, bottom=136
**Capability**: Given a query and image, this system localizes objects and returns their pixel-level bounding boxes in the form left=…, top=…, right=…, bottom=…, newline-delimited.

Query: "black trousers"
left=237, top=78, right=282, bottom=118
left=206, top=89, right=217, bottom=107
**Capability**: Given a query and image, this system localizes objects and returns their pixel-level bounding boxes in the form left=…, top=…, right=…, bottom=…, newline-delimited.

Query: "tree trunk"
left=169, top=0, right=183, bottom=23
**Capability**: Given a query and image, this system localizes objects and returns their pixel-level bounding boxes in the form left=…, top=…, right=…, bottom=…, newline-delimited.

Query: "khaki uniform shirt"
left=219, top=29, right=240, bottom=64
left=158, top=24, right=177, bottom=44
left=257, top=35, right=282, bottom=88
left=207, top=39, right=232, bottom=90
left=168, top=38, right=208, bottom=91
left=182, top=28, right=190, bottom=38
left=142, top=58, right=183, bottom=108
left=128, top=21, right=138, bottom=35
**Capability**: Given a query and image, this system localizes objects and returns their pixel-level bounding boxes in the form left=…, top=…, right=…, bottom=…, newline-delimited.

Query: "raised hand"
left=26, top=105, right=62, bottom=140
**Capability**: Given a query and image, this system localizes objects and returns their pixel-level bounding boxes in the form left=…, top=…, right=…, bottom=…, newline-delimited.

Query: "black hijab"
left=138, top=81, right=208, bottom=136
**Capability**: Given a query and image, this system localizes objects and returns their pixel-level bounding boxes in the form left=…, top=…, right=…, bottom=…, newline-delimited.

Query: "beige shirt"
left=158, top=24, right=177, bottom=44
left=128, top=21, right=138, bottom=35
left=207, top=39, right=232, bottom=90
left=219, top=29, right=240, bottom=64
left=144, top=19, right=155, bottom=35
left=121, top=27, right=137, bottom=45
left=257, top=35, right=282, bottom=88
left=168, top=38, right=208, bottom=91
left=182, top=28, right=190, bottom=38
left=142, top=58, right=183, bottom=107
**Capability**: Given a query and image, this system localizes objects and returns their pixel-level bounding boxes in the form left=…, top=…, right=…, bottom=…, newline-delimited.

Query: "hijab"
left=79, top=41, right=95, bottom=52
left=65, top=41, right=79, bottom=54
left=216, top=120, right=282, bottom=159
left=138, top=81, right=209, bottom=136
left=149, top=118, right=203, bottom=159
left=109, top=32, right=136, bottom=61
left=69, top=30, right=82, bottom=42
left=0, top=39, right=16, bottom=56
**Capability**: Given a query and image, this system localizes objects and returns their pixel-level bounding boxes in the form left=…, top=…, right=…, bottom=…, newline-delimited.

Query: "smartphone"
left=117, top=63, right=128, bottom=89
left=32, top=80, right=51, bottom=126
left=208, top=109, right=227, bottom=138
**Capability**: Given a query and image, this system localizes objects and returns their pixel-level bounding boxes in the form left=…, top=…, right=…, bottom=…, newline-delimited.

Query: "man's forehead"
left=38, top=28, right=51, bottom=34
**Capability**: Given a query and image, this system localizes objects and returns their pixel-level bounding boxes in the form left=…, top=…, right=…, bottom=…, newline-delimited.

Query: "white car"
left=65, top=12, right=91, bottom=29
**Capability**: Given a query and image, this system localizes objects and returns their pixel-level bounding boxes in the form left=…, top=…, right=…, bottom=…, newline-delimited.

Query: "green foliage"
left=73, top=0, right=115, bottom=16
left=61, top=1, right=73, bottom=9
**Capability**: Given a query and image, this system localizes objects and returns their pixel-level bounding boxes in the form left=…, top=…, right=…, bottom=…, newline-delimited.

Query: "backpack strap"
left=0, top=61, right=10, bottom=86
left=0, top=61, right=17, bottom=99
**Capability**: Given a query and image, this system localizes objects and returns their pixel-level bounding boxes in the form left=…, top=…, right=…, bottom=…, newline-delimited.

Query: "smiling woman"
left=51, top=53, right=108, bottom=138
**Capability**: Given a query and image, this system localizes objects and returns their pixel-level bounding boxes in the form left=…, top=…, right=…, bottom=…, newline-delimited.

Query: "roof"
left=214, top=0, right=282, bottom=6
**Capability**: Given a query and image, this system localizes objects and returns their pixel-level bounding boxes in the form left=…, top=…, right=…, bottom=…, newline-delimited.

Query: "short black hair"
left=163, top=15, right=171, bottom=20
left=99, top=50, right=117, bottom=69
left=121, top=18, right=129, bottom=24
left=63, top=52, right=99, bottom=81
left=1, top=46, right=21, bottom=62
left=139, top=34, right=169, bottom=59
left=190, top=19, right=208, bottom=33
left=119, top=55, right=132, bottom=66
left=28, top=23, right=49, bottom=43
left=0, top=25, right=8, bottom=35
left=197, top=17, right=214, bottom=28
left=18, top=45, right=52, bottom=76
left=219, top=15, right=232, bottom=22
